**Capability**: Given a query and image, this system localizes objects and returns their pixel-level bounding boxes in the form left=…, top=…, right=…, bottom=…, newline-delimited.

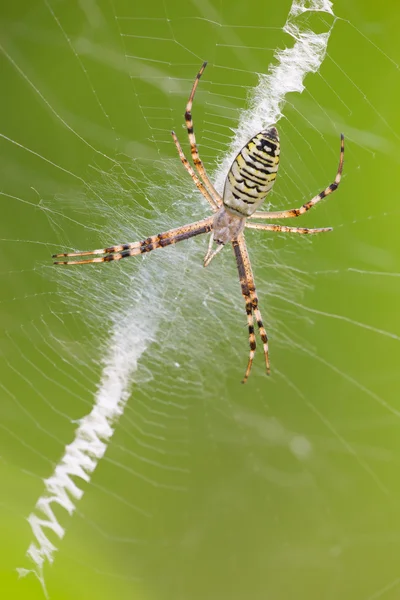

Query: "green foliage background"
left=1, top=1, right=400, bottom=599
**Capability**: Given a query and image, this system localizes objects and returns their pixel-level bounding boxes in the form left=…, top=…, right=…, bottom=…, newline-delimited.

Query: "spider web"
left=1, top=1, right=400, bottom=599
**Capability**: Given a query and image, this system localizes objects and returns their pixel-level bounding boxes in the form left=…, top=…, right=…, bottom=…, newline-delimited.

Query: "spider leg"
left=203, top=232, right=214, bottom=266
left=185, top=62, right=223, bottom=206
left=232, top=234, right=270, bottom=382
left=249, top=134, right=344, bottom=220
left=245, top=223, right=332, bottom=234
left=171, top=131, right=219, bottom=212
left=231, top=238, right=256, bottom=383
left=53, top=216, right=213, bottom=265
left=203, top=241, right=224, bottom=267
left=237, top=235, right=270, bottom=378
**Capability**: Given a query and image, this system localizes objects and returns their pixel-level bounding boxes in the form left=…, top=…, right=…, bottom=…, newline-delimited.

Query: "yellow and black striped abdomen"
left=223, top=126, right=280, bottom=217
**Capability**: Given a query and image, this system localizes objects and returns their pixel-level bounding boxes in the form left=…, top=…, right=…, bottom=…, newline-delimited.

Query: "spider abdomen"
left=223, top=127, right=280, bottom=217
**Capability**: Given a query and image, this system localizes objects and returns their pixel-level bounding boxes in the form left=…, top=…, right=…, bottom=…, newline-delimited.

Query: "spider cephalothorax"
left=53, top=62, right=344, bottom=383
left=212, top=207, right=246, bottom=246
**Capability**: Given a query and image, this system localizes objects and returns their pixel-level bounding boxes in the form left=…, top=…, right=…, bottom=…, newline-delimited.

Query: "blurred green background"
left=1, top=1, right=400, bottom=599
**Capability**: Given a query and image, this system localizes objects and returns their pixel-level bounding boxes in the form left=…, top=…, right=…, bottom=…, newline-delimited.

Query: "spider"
left=53, top=62, right=344, bottom=383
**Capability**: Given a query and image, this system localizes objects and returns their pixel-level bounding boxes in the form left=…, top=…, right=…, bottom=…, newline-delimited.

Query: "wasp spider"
left=53, top=62, right=344, bottom=383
